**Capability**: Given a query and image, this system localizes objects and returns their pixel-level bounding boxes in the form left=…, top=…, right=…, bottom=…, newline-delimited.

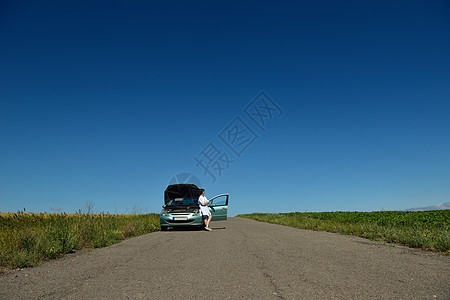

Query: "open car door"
left=208, top=194, right=229, bottom=221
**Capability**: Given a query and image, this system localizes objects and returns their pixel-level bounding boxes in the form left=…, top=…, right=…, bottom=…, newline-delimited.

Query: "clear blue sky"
left=1, top=1, right=449, bottom=216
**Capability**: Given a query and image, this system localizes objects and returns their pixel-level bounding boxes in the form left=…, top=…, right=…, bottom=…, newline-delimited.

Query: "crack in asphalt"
left=262, top=270, right=284, bottom=299
left=239, top=226, right=285, bottom=299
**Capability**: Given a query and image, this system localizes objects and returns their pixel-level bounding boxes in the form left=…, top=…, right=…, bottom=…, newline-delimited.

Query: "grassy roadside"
left=0, top=212, right=160, bottom=269
left=238, top=210, right=450, bottom=254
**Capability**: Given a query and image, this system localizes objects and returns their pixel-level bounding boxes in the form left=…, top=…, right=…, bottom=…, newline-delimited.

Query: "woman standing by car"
left=198, top=189, right=212, bottom=231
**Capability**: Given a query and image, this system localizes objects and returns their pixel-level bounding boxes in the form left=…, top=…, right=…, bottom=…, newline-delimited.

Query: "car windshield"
left=166, top=198, right=198, bottom=206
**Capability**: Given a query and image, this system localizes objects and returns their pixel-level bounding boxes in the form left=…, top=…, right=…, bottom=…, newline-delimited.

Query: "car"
left=160, top=184, right=229, bottom=230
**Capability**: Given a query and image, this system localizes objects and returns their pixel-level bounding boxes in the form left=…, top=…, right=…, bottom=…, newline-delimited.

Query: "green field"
left=0, top=212, right=160, bottom=269
left=238, top=210, right=450, bottom=254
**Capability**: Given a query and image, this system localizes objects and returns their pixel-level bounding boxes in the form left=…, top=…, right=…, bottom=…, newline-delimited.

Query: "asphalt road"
left=1, top=217, right=449, bottom=299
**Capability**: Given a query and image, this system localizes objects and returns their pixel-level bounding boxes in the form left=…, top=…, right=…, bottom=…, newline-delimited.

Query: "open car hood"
left=164, top=184, right=202, bottom=205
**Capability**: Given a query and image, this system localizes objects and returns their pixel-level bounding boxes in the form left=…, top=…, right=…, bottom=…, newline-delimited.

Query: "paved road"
left=1, top=217, right=449, bottom=299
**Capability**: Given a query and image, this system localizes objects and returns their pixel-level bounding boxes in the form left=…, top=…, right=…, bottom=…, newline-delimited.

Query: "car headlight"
left=161, top=209, right=169, bottom=216
left=193, top=209, right=201, bottom=216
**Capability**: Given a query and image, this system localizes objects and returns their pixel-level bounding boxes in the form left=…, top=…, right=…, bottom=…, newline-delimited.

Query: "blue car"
left=160, top=184, right=229, bottom=230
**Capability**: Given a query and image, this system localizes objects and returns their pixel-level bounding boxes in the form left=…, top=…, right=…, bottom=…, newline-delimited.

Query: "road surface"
left=1, top=217, right=449, bottom=299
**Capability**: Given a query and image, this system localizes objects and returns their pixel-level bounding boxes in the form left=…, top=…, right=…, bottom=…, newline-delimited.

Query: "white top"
left=198, top=195, right=211, bottom=216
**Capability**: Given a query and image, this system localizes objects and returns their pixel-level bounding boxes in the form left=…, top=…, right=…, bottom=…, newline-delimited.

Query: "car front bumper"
left=160, top=214, right=204, bottom=228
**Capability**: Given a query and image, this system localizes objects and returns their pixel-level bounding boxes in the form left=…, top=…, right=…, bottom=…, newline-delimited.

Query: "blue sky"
left=1, top=1, right=449, bottom=216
